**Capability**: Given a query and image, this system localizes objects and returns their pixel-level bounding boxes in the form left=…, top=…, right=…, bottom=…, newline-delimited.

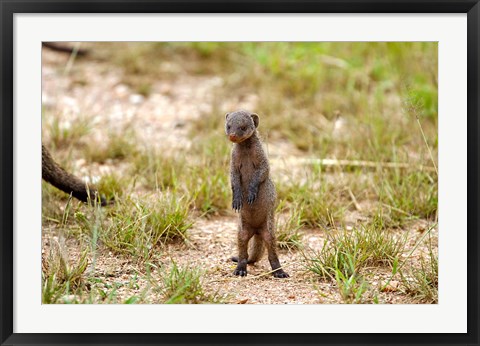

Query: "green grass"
left=96, top=41, right=438, bottom=159
left=42, top=181, right=74, bottom=223
left=208, top=42, right=437, bottom=159
left=96, top=195, right=193, bottom=259
left=304, top=218, right=407, bottom=303
left=95, top=41, right=438, bottom=225
left=187, top=166, right=230, bottom=216
left=95, top=173, right=127, bottom=201
left=42, top=240, right=153, bottom=304
left=83, top=130, right=139, bottom=164
left=131, top=149, right=186, bottom=191
left=129, top=127, right=231, bottom=216
left=375, top=169, right=438, bottom=226
left=305, top=225, right=406, bottom=281
left=42, top=111, right=92, bottom=150
left=61, top=193, right=193, bottom=261
left=42, top=240, right=89, bottom=304
left=186, top=117, right=232, bottom=215
left=400, top=255, right=438, bottom=303
left=304, top=215, right=406, bottom=281
left=400, top=233, right=438, bottom=303
left=277, top=165, right=348, bottom=228
left=275, top=201, right=303, bottom=250
left=334, top=264, right=370, bottom=304
left=161, top=261, right=225, bottom=304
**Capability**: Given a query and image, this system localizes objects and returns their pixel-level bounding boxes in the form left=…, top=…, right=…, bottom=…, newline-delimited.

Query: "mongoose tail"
left=231, top=234, right=265, bottom=264
left=42, top=144, right=108, bottom=206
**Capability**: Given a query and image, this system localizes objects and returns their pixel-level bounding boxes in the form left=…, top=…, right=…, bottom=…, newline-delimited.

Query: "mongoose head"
left=225, top=110, right=259, bottom=143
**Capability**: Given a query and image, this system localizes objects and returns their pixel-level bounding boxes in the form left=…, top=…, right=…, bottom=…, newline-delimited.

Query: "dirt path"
left=161, top=216, right=325, bottom=304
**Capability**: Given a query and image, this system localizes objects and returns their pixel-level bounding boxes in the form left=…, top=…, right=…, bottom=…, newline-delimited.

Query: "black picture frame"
left=1, top=1, right=479, bottom=345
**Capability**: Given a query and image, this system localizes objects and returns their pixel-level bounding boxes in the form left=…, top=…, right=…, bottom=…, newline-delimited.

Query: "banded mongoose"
left=42, top=144, right=107, bottom=206
left=225, top=110, right=289, bottom=278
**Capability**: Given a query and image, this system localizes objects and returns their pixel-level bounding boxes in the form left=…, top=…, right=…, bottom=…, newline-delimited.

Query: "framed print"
left=1, top=1, right=479, bottom=345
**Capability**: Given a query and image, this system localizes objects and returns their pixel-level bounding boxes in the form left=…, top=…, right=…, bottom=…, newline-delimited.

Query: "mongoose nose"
left=229, top=134, right=237, bottom=141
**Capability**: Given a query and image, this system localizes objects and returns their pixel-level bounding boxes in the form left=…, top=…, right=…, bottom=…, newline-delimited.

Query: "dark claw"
left=232, top=200, right=242, bottom=212
left=232, top=194, right=243, bottom=212
left=247, top=191, right=257, bottom=205
left=273, top=270, right=289, bottom=278
left=234, top=268, right=247, bottom=277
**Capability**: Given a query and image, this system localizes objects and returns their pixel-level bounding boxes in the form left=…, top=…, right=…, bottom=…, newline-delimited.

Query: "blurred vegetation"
left=95, top=42, right=437, bottom=162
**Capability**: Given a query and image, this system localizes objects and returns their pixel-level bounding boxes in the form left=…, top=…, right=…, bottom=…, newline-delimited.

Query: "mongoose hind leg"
left=233, top=225, right=255, bottom=277
left=260, top=224, right=289, bottom=278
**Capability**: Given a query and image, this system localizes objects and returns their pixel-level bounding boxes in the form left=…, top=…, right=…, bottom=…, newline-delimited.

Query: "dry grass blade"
left=416, top=117, right=438, bottom=175
left=271, top=157, right=436, bottom=172
left=380, top=223, right=437, bottom=292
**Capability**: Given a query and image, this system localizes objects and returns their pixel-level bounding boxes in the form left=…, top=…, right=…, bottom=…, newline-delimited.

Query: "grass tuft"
left=98, top=195, right=193, bottom=259
left=376, top=169, right=437, bottom=226
left=43, top=112, right=92, bottom=150
left=42, top=239, right=88, bottom=304
left=71, top=194, right=193, bottom=261
left=305, top=221, right=406, bottom=281
left=277, top=165, right=347, bottom=228
left=400, top=233, right=438, bottom=303
left=131, top=149, right=185, bottom=191
left=161, top=261, right=225, bottom=304
left=275, top=201, right=303, bottom=250
left=84, top=130, right=139, bottom=164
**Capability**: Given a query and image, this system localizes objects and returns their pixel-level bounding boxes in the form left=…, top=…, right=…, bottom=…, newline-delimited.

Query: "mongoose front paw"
left=247, top=190, right=258, bottom=205
left=232, top=198, right=243, bottom=212
left=233, top=268, right=247, bottom=277
left=273, top=270, right=289, bottom=278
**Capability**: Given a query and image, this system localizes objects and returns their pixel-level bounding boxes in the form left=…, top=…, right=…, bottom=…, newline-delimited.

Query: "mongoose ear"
left=251, top=113, right=259, bottom=128
left=225, top=112, right=230, bottom=120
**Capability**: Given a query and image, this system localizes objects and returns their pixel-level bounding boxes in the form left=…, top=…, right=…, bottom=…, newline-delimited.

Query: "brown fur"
left=42, top=144, right=107, bottom=206
left=225, top=110, right=289, bottom=278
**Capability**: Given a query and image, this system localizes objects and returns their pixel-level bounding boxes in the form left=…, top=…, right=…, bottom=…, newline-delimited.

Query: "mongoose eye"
left=227, top=125, right=231, bottom=130
left=241, top=126, right=247, bottom=131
